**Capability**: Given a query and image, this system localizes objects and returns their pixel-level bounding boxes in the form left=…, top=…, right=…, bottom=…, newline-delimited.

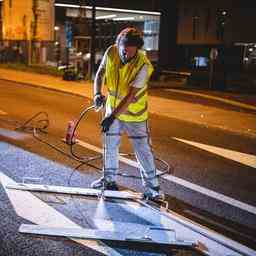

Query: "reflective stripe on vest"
left=105, top=45, right=153, bottom=122
left=108, top=86, right=147, bottom=102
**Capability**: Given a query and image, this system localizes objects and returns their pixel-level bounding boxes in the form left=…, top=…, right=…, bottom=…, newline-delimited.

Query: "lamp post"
left=209, top=48, right=218, bottom=89
left=89, top=1, right=96, bottom=80
left=54, top=26, right=60, bottom=66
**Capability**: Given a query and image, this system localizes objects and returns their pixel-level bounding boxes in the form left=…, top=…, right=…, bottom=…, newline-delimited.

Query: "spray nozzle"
left=94, top=94, right=105, bottom=112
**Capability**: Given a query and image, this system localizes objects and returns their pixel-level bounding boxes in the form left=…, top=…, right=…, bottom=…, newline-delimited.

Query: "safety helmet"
left=116, top=27, right=144, bottom=49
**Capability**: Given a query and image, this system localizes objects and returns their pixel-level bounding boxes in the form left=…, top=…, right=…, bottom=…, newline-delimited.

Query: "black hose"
left=68, top=105, right=172, bottom=178
left=13, top=107, right=173, bottom=179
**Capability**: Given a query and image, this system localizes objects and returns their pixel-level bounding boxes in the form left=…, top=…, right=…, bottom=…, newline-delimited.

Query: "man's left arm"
left=101, top=87, right=140, bottom=132
left=112, top=86, right=140, bottom=117
left=101, top=64, right=149, bottom=132
left=113, top=64, right=149, bottom=117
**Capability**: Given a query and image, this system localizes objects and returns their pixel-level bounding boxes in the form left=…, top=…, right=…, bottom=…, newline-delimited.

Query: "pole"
left=90, top=1, right=96, bottom=80
left=28, top=40, right=32, bottom=65
left=209, top=48, right=218, bottom=89
left=242, top=44, right=247, bottom=67
left=100, top=132, right=106, bottom=199
left=209, top=59, right=214, bottom=89
left=66, top=47, right=69, bottom=69
left=100, top=108, right=106, bottom=200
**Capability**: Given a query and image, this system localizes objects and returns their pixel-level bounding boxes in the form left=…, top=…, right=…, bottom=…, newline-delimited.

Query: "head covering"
left=116, top=27, right=144, bottom=48
left=116, top=27, right=144, bottom=64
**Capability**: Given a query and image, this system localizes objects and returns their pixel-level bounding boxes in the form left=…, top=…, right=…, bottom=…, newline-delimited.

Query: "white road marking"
left=0, top=172, right=123, bottom=256
left=6, top=183, right=142, bottom=200
left=183, top=209, right=256, bottom=241
left=77, top=139, right=256, bottom=215
left=173, top=137, right=256, bottom=169
left=164, top=175, right=256, bottom=215
left=121, top=203, right=255, bottom=256
left=77, top=140, right=138, bottom=168
left=1, top=159, right=255, bottom=255
left=0, top=128, right=30, bottom=140
left=0, top=109, right=7, bottom=115
left=167, top=89, right=256, bottom=111
left=19, top=223, right=183, bottom=245
left=4, top=173, right=254, bottom=255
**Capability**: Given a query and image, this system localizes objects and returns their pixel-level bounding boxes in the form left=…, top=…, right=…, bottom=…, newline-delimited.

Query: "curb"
left=166, top=89, right=256, bottom=112
left=1, top=76, right=256, bottom=139
left=1, top=67, right=255, bottom=110
left=2, top=74, right=255, bottom=111
left=0, top=78, right=89, bottom=99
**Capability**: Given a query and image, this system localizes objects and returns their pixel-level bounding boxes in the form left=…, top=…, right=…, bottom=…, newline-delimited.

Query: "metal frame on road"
left=5, top=182, right=256, bottom=256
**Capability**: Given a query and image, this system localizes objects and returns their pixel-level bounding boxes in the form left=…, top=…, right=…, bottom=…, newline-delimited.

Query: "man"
left=91, top=27, right=163, bottom=200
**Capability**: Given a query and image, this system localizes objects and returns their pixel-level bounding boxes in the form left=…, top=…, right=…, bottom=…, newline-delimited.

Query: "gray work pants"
left=104, top=119, right=159, bottom=189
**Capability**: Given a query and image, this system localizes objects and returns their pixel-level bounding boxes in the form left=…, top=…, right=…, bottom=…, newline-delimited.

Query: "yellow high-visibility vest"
left=105, top=45, right=153, bottom=122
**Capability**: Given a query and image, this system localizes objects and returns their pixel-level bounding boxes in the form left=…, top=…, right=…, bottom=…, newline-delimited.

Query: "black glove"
left=101, top=114, right=115, bottom=133
left=94, top=93, right=105, bottom=110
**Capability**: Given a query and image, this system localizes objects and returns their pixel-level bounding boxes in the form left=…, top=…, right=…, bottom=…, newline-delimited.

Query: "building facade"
left=2, top=0, right=54, bottom=41
left=0, top=1, right=2, bottom=40
left=175, top=0, right=256, bottom=70
left=54, top=0, right=256, bottom=70
left=0, top=0, right=256, bottom=71
left=0, top=0, right=55, bottom=64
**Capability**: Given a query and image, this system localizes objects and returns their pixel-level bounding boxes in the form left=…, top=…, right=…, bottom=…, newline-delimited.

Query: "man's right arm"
left=94, top=58, right=106, bottom=95
left=93, top=48, right=109, bottom=110
left=94, top=47, right=110, bottom=95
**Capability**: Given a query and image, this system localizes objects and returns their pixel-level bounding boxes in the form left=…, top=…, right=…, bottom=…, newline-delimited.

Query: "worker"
left=91, top=27, right=163, bottom=200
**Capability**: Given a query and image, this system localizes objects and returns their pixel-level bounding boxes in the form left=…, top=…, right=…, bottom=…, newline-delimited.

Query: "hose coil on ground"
left=14, top=106, right=173, bottom=179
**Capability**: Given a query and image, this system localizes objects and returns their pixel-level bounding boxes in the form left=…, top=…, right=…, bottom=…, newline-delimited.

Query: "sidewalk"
left=0, top=68, right=256, bottom=138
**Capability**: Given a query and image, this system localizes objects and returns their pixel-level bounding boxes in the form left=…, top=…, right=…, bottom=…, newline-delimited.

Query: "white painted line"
left=1, top=166, right=255, bottom=255
left=19, top=224, right=190, bottom=246
left=167, top=89, right=256, bottom=111
left=0, top=172, right=123, bottom=256
left=77, top=139, right=256, bottom=215
left=9, top=175, right=250, bottom=255
left=77, top=139, right=138, bottom=168
left=163, top=174, right=256, bottom=215
left=0, top=128, right=30, bottom=140
left=0, top=109, right=7, bottom=115
left=173, top=137, right=256, bottom=169
left=7, top=183, right=142, bottom=199
left=123, top=202, right=256, bottom=256
left=183, top=209, right=256, bottom=241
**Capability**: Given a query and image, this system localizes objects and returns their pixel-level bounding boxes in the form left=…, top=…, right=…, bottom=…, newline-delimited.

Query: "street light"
left=54, top=26, right=60, bottom=67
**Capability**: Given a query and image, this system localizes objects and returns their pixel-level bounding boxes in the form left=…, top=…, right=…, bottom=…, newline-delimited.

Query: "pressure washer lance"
left=94, top=98, right=107, bottom=200
left=99, top=131, right=107, bottom=200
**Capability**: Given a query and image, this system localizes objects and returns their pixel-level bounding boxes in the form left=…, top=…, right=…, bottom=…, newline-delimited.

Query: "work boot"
left=91, top=177, right=119, bottom=191
left=143, top=186, right=165, bottom=201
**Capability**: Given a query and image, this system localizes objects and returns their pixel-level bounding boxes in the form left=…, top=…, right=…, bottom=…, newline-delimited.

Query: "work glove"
left=101, top=114, right=115, bottom=133
left=94, top=93, right=105, bottom=110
